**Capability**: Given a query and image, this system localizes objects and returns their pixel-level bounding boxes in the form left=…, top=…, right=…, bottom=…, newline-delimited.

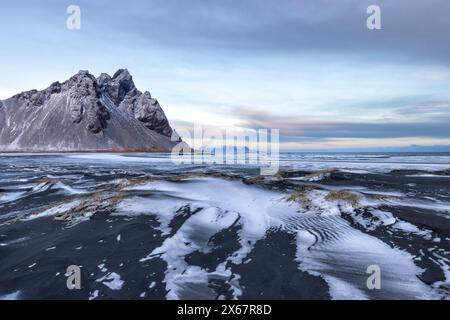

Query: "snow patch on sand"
left=23, top=200, right=81, bottom=221
left=0, top=291, right=21, bottom=300
left=96, top=272, right=124, bottom=290
left=115, top=177, right=439, bottom=299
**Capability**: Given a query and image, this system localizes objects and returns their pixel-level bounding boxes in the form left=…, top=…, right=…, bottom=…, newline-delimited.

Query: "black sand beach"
left=0, top=153, right=449, bottom=300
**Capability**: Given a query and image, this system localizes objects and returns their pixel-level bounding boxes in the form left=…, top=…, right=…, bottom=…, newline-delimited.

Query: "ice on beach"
left=89, top=290, right=99, bottom=300
left=0, top=191, right=25, bottom=204
left=0, top=291, right=21, bottom=300
left=96, top=272, right=124, bottom=290
left=23, top=200, right=81, bottom=221
left=1, top=153, right=449, bottom=300
left=0, top=236, right=30, bottom=247
left=67, top=153, right=171, bottom=163
left=393, top=221, right=432, bottom=237
left=114, top=177, right=442, bottom=300
left=63, top=152, right=450, bottom=174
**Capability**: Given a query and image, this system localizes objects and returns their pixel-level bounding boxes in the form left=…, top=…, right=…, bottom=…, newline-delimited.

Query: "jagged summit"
left=0, top=69, right=177, bottom=152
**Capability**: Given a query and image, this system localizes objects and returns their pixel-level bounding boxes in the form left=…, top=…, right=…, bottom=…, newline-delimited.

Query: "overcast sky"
left=1, top=0, right=450, bottom=150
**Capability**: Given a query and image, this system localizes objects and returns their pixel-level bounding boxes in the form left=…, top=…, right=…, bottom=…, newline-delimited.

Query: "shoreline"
left=0, top=150, right=174, bottom=155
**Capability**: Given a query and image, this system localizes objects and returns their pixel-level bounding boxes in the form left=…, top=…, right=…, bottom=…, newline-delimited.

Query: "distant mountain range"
left=284, top=145, right=450, bottom=153
left=0, top=69, right=179, bottom=152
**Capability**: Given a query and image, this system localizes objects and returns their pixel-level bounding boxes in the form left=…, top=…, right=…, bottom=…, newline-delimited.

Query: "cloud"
left=421, top=67, right=450, bottom=81
left=391, top=100, right=450, bottom=117
left=97, top=0, right=450, bottom=65
left=233, top=107, right=450, bottom=140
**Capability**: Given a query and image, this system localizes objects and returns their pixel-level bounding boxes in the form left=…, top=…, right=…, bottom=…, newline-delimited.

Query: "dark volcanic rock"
left=66, top=71, right=109, bottom=134
left=135, top=92, right=173, bottom=137
left=0, top=69, right=177, bottom=152
left=100, top=69, right=137, bottom=106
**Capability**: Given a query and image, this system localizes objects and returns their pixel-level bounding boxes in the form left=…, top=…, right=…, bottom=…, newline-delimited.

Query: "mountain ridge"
left=0, top=69, right=179, bottom=152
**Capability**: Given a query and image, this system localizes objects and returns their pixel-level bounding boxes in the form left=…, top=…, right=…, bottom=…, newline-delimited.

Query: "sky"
left=0, top=0, right=450, bottom=151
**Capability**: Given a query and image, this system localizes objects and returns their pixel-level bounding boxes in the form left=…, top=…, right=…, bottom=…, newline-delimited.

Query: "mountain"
left=0, top=69, right=179, bottom=152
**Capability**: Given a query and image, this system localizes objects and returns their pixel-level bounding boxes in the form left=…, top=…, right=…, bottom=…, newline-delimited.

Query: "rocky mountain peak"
left=97, top=73, right=112, bottom=88
left=113, top=68, right=131, bottom=79
left=66, top=70, right=97, bottom=86
left=0, top=69, right=177, bottom=152
left=135, top=91, right=172, bottom=137
left=100, top=69, right=137, bottom=106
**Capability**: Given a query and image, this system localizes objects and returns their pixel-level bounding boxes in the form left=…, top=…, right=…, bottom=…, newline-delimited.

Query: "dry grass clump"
left=285, top=190, right=312, bottom=208
left=29, top=175, right=154, bottom=223
left=274, top=171, right=286, bottom=181
left=30, top=172, right=246, bottom=223
left=166, top=172, right=237, bottom=182
left=54, top=191, right=118, bottom=222
left=126, top=175, right=154, bottom=186
left=373, top=194, right=396, bottom=201
left=325, top=190, right=360, bottom=207
left=245, top=175, right=266, bottom=184
left=287, top=191, right=308, bottom=203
